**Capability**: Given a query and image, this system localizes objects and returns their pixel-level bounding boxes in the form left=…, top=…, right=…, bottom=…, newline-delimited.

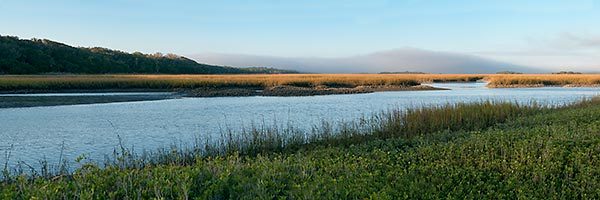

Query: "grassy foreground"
left=3, top=98, right=600, bottom=199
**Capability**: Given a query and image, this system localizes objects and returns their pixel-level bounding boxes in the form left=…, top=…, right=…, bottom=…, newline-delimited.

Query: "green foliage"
left=3, top=99, right=600, bottom=198
left=0, top=35, right=289, bottom=75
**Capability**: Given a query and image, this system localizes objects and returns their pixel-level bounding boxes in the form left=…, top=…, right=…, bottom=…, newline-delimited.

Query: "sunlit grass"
left=0, top=74, right=484, bottom=91
left=486, top=74, right=600, bottom=87
left=2, top=74, right=600, bottom=92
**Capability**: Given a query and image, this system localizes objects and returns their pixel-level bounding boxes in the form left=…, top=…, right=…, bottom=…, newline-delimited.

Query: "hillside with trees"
left=0, top=35, right=293, bottom=74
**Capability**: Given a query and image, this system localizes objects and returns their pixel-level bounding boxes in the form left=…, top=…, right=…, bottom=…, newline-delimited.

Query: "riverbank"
left=2, top=74, right=600, bottom=108
left=0, top=74, right=481, bottom=91
left=3, top=98, right=600, bottom=198
left=185, top=84, right=445, bottom=97
left=486, top=74, right=600, bottom=88
left=3, top=74, right=600, bottom=92
left=0, top=85, right=445, bottom=108
left=0, top=84, right=450, bottom=108
left=0, top=94, right=176, bottom=108
left=1, top=74, right=469, bottom=107
left=488, top=83, right=600, bottom=88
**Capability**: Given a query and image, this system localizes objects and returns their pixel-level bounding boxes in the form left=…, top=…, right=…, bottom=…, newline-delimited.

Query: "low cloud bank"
left=190, top=48, right=540, bottom=74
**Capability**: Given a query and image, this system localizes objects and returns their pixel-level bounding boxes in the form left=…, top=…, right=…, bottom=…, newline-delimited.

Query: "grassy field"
left=2, top=98, right=600, bottom=199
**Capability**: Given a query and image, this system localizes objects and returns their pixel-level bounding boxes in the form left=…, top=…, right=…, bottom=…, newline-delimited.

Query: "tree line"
left=0, top=35, right=297, bottom=74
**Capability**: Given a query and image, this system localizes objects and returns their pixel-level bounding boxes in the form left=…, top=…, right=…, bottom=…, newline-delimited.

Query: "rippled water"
left=1, top=82, right=599, bottom=169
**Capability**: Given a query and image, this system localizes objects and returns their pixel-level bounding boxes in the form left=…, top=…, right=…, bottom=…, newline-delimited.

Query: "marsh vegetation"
left=0, top=74, right=483, bottom=91
left=486, top=74, right=600, bottom=88
left=3, top=97, right=600, bottom=198
left=0, top=74, right=482, bottom=98
left=2, top=74, right=599, bottom=95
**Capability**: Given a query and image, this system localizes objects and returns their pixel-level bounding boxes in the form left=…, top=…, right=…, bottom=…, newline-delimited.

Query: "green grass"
left=2, top=99, right=600, bottom=199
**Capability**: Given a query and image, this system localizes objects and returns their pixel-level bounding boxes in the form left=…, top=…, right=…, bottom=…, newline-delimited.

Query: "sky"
left=1, top=0, right=600, bottom=71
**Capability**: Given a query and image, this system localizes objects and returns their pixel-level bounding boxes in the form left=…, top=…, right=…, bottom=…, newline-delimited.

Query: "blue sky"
left=1, top=0, right=600, bottom=70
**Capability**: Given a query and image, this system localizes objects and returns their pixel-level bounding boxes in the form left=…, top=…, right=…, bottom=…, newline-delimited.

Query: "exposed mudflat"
left=0, top=94, right=176, bottom=108
left=185, top=85, right=447, bottom=97
left=0, top=85, right=447, bottom=108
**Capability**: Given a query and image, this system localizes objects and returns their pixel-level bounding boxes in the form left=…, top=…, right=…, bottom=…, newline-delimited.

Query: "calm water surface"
left=1, top=82, right=599, bottom=168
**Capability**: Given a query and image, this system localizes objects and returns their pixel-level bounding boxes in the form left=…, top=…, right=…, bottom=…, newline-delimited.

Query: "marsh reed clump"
left=486, top=74, right=600, bottom=87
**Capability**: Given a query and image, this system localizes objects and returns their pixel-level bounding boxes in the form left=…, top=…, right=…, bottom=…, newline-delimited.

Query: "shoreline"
left=0, top=95, right=177, bottom=108
left=0, top=85, right=448, bottom=108
left=487, top=84, right=600, bottom=88
left=184, top=84, right=447, bottom=97
left=3, top=82, right=597, bottom=108
left=5, top=98, right=600, bottom=198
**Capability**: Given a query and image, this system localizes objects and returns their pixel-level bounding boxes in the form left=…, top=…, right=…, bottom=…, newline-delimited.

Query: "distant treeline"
left=552, top=71, right=582, bottom=74
left=238, top=67, right=298, bottom=74
left=496, top=71, right=523, bottom=74
left=0, top=35, right=295, bottom=74
left=379, top=71, right=427, bottom=74
left=496, top=71, right=585, bottom=75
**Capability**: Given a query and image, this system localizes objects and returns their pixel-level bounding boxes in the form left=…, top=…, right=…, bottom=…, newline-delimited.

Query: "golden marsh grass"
left=0, top=74, right=483, bottom=91
left=486, top=74, right=600, bottom=87
left=1, top=74, right=599, bottom=92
